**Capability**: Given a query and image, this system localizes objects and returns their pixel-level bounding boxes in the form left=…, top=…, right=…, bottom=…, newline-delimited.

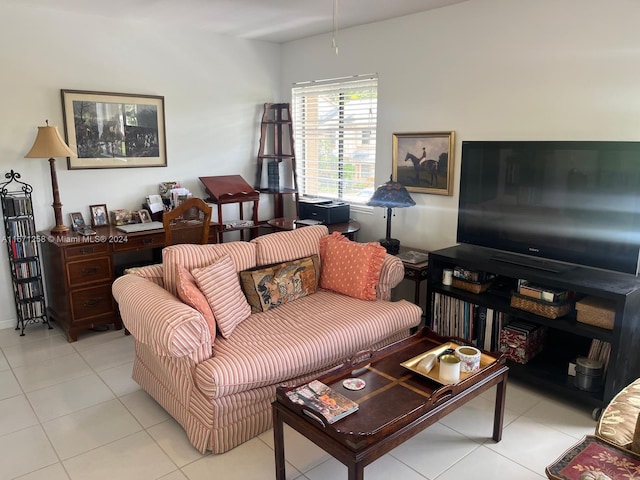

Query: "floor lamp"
left=367, top=177, right=415, bottom=254
left=24, top=121, right=76, bottom=235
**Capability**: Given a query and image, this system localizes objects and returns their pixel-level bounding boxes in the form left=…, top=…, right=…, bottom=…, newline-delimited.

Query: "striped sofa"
left=112, top=225, right=422, bottom=453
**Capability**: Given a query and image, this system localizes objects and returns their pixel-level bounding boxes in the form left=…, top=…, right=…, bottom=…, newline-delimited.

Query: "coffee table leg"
left=492, top=374, right=508, bottom=442
left=348, top=463, right=364, bottom=480
left=273, top=406, right=286, bottom=480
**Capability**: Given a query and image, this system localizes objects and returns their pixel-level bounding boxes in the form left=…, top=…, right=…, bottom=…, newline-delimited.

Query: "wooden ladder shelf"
left=255, top=103, right=299, bottom=218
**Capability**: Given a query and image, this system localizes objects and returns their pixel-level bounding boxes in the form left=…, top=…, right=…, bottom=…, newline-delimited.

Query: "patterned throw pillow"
left=192, top=254, right=252, bottom=339
left=176, top=265, right=217, bottom=343
left=319, top=232, right=386, bottom=301
left=239, top=255, right=320, bottom=313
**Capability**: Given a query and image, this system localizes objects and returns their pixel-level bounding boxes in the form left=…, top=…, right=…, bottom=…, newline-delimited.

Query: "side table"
left=396, top=246, right=429, bottom=317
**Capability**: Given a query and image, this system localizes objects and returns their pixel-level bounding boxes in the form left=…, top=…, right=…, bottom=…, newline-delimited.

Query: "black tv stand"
left=426, top=243, right=640, bottom=410
left=490, top=252, right=575, bottom=274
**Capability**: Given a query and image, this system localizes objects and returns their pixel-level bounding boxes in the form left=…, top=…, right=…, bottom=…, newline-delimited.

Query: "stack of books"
left=285, top=380, right=358, bottom=424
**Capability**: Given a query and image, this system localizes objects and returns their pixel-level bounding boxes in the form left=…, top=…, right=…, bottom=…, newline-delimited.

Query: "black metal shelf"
left=0, top=170, right=51, bottom=336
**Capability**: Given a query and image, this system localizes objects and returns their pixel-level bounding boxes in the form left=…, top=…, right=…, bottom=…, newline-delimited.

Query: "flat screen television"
left=457, top=141, right=640, bottom=275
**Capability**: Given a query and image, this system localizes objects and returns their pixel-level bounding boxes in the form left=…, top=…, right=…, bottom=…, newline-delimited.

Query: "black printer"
left=299, top=198, right=350, bottom=225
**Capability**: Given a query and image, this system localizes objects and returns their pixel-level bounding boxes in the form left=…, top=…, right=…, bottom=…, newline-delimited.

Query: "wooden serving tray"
left=401, top=342, right=498, bottom=385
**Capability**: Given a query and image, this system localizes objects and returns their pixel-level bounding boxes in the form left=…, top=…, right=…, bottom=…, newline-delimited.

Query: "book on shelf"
left=588, top=339, right=611, bottom=375
left=396, top=250, right=429, bottom=264
left=285, top=379, right=358, bottom=424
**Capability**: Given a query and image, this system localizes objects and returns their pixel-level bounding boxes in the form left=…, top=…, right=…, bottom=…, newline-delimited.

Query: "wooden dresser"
left=39, top=223, right=218, bottom=342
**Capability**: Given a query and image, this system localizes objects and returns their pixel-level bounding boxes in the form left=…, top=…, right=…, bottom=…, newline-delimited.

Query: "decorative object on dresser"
left=392, top=131, right=455, bottom=195
left=24, top=120, right=76, bottom=235
left=89, top=204, right=109, bottom=227
left=366, top=176, right=415, bottom=254
left=61, top=90, right=167, bottom=169
left=0, top=170, right=51, bottom=335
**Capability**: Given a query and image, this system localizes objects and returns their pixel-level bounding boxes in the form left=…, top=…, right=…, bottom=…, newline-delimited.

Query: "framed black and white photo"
left=392, top=131, right=455, bottom=195
left=61, top=90, right=167, bottom=170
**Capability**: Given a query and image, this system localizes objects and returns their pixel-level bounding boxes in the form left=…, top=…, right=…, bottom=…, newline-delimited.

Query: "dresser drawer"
left=70, top=285, right=115, bottom=320
left=67, top=257, right=112, bottom=286
left=65, top=243, right=110, bottom=259
left=113, top=232, right=164, bottom=252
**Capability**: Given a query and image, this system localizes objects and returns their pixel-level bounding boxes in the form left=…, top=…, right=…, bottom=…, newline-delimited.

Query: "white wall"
left=0, top=4, right=281, bottom=329
left=281, top=0, right=640, bottom=253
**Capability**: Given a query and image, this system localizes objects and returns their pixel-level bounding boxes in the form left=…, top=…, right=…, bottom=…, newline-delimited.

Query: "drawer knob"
left=83, top=298, right=102, bottom=307
left=142, top=239, right=155, bottom=245
left=80, top=248, right=96, bottom=254
left=80, top=267, right=99, bottom=275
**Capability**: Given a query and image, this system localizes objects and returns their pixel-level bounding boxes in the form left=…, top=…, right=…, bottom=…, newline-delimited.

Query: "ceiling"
left=8, top=0, right=470, bottom=43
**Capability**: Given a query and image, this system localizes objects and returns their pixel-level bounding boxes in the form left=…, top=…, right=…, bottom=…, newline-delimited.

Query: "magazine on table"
left=285, top=380, right=358, bottom=424
left=396, top=250, right=429, bottom=264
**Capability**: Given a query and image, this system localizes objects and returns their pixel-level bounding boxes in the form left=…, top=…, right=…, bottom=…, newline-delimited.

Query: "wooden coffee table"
left=273, top=328, right=508, bottom=480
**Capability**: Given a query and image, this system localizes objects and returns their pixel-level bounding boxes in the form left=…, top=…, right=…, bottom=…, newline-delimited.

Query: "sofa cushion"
left=239, top=255, right=320, bottom=313
left=596, top=377, right=640, bottom=449
left=176, top=265, right=217, bottom=342
left=194, top=290, right=422, bottom=398
left=319, top=231, right=386, bottom=301
left=251, top=224, right=328, bottom=266
left=163, top=242, right=256, bottom=296
left=192, top=254, right=251, bottom=339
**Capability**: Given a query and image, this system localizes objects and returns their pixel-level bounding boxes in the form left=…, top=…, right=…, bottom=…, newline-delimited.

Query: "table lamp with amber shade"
left=24, top=121, right=76, bottom=235
left=367, top=177, right=416, bottom=254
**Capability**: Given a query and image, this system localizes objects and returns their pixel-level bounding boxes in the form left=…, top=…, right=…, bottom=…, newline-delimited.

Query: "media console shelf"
left=426, top=244, right=640, bottom=411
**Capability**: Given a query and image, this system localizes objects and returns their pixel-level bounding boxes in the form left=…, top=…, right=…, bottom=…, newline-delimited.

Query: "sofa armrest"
left=377, top=254, right=405, bottom=301
left=112, top=274, right=212, bottom=361
left=123, top=263, right=164, bottom=287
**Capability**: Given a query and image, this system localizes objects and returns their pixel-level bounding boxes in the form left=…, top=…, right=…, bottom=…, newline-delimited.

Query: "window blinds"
left=292, top=75, right=378, bottom=203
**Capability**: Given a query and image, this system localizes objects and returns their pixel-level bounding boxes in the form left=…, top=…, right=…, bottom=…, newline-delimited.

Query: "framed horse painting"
left=392, top=131, right=455, bottom=195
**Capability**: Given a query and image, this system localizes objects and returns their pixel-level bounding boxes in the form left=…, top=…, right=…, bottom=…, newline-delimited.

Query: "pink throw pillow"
left=192, top=254, right=251, bottom=339
left=176, top=265, right=217, bottom=343
left=319, top=232, right=386, bottom=301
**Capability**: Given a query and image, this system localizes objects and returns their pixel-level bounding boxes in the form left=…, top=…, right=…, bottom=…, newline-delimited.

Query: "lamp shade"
left=25, top=124, right=75, bottom=159
left=366, top=179, right=415, bottom=208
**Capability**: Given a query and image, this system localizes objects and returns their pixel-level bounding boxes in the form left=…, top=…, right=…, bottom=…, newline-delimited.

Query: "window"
left=292, top=75, right=378, bottom=205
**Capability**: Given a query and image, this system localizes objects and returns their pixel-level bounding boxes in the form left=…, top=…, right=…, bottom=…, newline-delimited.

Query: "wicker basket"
left=510, top=292, right=573, bottom=319
left=451, top=277, right=492, bottom=294
left=576, top=296, right=615, bottom=329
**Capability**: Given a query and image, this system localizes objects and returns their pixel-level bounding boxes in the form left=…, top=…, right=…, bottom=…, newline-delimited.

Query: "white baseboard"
left=0, top=318, right=16, bottom=330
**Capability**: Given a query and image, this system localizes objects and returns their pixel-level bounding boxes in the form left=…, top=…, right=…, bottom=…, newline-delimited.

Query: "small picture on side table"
left=69, top=212, right=86, bottom=232
left=138, top=209, right=152, bottom=223
left=89, top=204, right=108, bottom=227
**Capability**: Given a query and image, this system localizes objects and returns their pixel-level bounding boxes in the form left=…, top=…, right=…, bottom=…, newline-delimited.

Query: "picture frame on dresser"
left=392, top=131, right=455, bottom=195
left=69, top=212, right=86, bottom=231
left=89, top=204, right=108, bottom=227
left=61, top=89, right=167, bottom=169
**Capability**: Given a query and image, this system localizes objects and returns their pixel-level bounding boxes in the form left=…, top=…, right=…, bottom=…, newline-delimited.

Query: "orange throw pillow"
left=319, top=232, right=386, bottom=300
left=176, top=265, right=217, bottom=343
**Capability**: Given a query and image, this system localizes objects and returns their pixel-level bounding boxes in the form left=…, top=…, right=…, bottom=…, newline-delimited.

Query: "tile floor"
left=0, top=324, right=597, bottom=480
